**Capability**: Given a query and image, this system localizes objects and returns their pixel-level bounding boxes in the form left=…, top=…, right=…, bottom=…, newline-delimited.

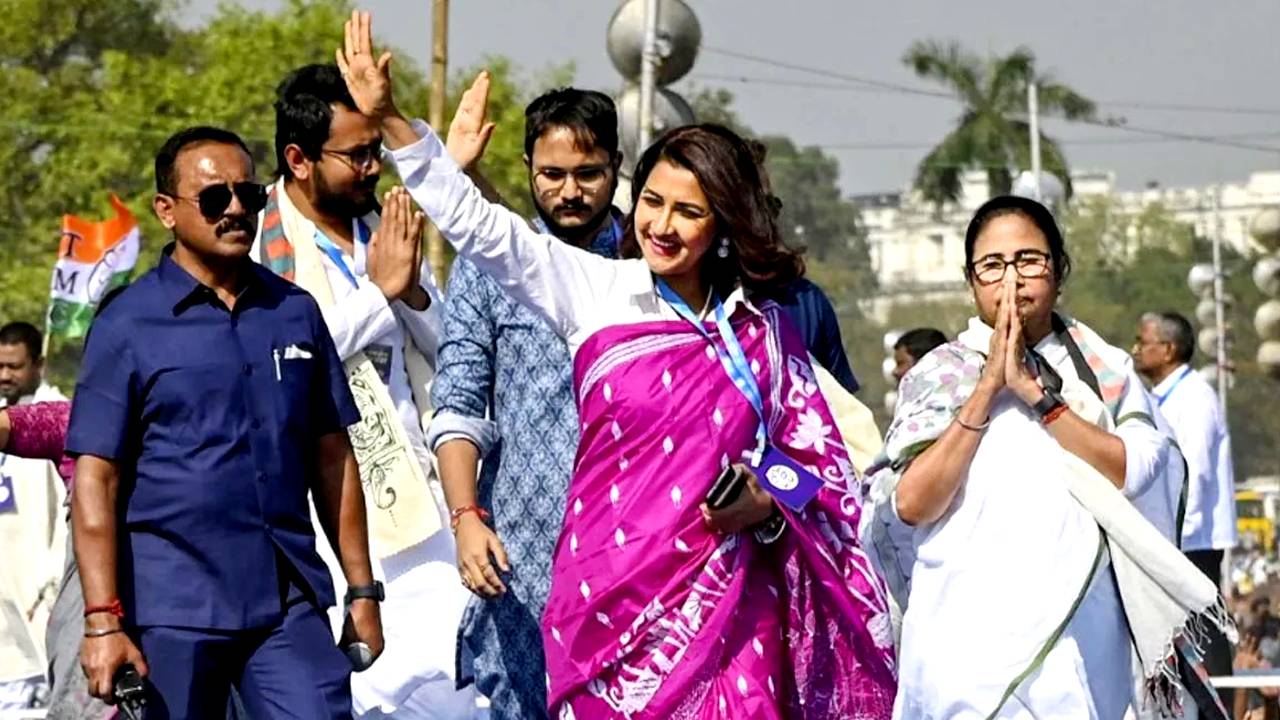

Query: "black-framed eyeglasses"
left=533, top=164, right=611, bottom=192
left=322, top=142, right=383, bottom=172
left=170, top=182, right=267, bottom=220
left=969, top=249, right=1053, bottom=285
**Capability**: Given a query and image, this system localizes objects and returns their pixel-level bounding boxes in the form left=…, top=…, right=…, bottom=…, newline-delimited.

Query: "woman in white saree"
left=862, top=195, right=1233, bottom=719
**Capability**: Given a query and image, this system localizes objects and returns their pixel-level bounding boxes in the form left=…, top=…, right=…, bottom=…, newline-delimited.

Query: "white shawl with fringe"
left=862, top=316, right=1233, bottom=717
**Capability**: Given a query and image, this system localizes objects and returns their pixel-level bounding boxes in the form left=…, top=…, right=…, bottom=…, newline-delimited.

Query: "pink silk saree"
left=542, top=302, right=896, bottom=719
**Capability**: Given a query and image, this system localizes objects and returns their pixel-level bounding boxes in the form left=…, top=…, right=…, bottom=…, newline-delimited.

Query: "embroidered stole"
left=261, top=179, right=441, bottom=558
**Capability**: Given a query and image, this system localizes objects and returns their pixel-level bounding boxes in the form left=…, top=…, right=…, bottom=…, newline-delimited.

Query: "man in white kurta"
left=252, top=63, right=477, bottom=719
left=1134, top=311, right=1236, bottom=686
left=0, top=322, right=67, bottom=711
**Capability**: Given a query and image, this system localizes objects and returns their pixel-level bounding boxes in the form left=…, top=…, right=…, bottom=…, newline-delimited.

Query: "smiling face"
left=968, top=212, right=1059, bottom=335
left=633, top=159, right=717, bottom=286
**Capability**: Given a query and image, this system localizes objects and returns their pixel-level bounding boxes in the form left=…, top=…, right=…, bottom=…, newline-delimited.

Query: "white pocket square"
left=283, top=344, right=313, bottom=360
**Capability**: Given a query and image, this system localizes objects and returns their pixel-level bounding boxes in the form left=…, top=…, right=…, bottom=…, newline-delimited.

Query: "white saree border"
left=275, top=179, right=441, bottom=558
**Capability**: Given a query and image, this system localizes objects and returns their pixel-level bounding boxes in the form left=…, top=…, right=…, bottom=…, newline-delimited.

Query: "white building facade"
left=856, top=169, right=1280, bottom=322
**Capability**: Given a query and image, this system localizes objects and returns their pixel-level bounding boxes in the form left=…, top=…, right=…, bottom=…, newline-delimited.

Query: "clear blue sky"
left=190, top=0, right=1280, bottom=196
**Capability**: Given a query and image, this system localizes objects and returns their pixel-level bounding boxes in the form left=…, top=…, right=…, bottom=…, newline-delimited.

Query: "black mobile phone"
left=706, top=464, right=747, bottom=510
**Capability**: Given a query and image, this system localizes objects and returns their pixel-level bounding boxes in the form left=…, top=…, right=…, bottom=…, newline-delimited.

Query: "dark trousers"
left=137, top=576, right=351, bottom=720
left=1187, top=548, right=1233, bottom=708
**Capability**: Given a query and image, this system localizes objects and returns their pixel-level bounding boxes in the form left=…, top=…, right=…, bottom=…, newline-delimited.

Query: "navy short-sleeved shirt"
left=774, top=278, right=860, bottom=393
left=66, top=248, right=359, bottom=631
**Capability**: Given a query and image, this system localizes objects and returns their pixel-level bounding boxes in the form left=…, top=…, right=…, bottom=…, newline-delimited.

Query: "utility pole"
left=426, top=0, right=449, bottom=285
left=1212, top=185, right=1229, bottom=413
left=1027, top=82, right=1042, bottom=201
left=637, top=0, right=659, bottom=153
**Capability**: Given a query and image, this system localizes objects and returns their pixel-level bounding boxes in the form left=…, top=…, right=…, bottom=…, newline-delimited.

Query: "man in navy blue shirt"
left=772, top=278, right=860, bottom=394
left=67, top=126, right=383, bottom=719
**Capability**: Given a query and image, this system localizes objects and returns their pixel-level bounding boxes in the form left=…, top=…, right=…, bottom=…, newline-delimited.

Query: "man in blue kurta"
left=429, top=88, right=622, bottom=719
left=66, top=126, right=384, bottom=719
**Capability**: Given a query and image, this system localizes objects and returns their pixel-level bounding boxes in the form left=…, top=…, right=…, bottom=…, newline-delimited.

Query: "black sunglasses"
left=172, top=182, right=268, bottom=219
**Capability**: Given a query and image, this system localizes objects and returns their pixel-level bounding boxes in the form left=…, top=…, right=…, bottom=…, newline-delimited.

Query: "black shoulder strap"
left=1052, top=314, right=1104, bottom=404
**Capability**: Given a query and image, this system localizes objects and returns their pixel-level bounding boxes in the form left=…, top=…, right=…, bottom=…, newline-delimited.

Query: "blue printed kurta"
left=430, top=219, right=618, bottom=719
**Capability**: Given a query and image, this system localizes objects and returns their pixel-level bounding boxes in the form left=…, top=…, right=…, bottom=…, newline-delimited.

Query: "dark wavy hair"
left=963, top=195, right=1072, bottom=284
left=620, top=124, right=805, bottom=297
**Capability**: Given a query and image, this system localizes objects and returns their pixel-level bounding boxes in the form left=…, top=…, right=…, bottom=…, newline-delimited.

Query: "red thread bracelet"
left=1042, top=404, right=1069, bottom=427
left=84, top=598, right=125, bottom=619
left=450, top=505, right=491, bottom=530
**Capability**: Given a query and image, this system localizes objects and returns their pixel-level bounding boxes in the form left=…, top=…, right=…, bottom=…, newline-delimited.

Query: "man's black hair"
left=155, top=126, right=253, bottom=196
left=0, top=321, right=43, bottom=361
left=524, top=88, right=619, bottom=161
left=894, top=328, right=949, bottom=362
left=274, top=64, right=359, bottom=179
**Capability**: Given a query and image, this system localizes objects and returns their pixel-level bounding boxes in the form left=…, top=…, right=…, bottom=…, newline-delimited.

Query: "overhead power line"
left=810, top=131, right=1280, bottom=152
left=693, top=71, right=1280, bottom=118
left=694, top=47, right=1280, bottom=153
left=698, top=46, right=951, bottom=99
left=1069, top=117, right=1280, bottom=154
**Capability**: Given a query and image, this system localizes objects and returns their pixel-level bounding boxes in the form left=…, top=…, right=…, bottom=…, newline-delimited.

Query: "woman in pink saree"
left=354, top=41, right=897, bottom=716
left=553, top=300, right=897, bottom=719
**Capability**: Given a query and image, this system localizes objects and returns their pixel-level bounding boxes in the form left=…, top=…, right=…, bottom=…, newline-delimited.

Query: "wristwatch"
left=1031, top=387, right=1066, bottom=422
left=344, top=581, right=385, bottom=605
left=753, top=507, right=788, bottom=545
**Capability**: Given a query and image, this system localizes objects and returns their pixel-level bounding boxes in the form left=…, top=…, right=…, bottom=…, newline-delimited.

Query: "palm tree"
left=903, top=40, right=1096, bottom=205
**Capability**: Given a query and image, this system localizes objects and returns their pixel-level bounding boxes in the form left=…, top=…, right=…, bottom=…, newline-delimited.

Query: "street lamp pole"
left=1212, top=185, right=1228, bottom=412
left=426, top=0, right=449, bottom=285
left=637, top=0, right=659, bottom=153
left=1027, top=82, right=1042, bottom=201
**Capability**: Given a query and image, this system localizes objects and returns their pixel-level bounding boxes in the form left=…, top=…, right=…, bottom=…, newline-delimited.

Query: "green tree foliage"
left=687, top=84, right=884, bottom=422
left=903, top=40, right=1096, bottom=205
left=685, top=85, right=876, bottom=290
left=0, top=0, right=576, bottom=384
left=1061, top=196, right=1278, bottom=478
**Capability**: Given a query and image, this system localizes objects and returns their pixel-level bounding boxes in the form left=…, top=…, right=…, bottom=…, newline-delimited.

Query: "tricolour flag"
left=48, top=195, right=140, bottom=338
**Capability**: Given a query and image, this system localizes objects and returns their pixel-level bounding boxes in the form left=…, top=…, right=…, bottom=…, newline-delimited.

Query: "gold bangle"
left=955, top=415, right=990, bottom=432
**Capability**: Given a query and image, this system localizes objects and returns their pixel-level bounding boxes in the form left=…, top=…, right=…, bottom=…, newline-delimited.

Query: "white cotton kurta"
left=251, top=222, right=477, bottom=719
left=1152, top=364, right=1237, bottom=552
left=889, top=332, right=1174, bottom=720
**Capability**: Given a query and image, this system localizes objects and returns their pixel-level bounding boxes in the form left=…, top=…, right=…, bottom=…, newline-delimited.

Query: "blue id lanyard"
left=1155, top=365, right=1193, bottom=407
left=655, top=279, right=767, bottom=463
left=314, top=220, right=370, bottom=290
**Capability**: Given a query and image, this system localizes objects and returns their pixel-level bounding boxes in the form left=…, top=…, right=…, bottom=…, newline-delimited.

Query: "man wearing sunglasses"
left=66, top=125, right=381, bottom=718
left=252, top=59, right=477, bottom=719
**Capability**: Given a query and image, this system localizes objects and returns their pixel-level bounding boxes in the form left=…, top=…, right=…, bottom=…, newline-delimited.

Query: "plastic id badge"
left=753, top=446, right=824, bottom=511
left=0, top=475, right=16, bottom=514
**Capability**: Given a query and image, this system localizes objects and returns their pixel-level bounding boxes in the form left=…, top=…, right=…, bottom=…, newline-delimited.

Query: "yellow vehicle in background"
left=1237, top=478, right=1280, bottom=555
